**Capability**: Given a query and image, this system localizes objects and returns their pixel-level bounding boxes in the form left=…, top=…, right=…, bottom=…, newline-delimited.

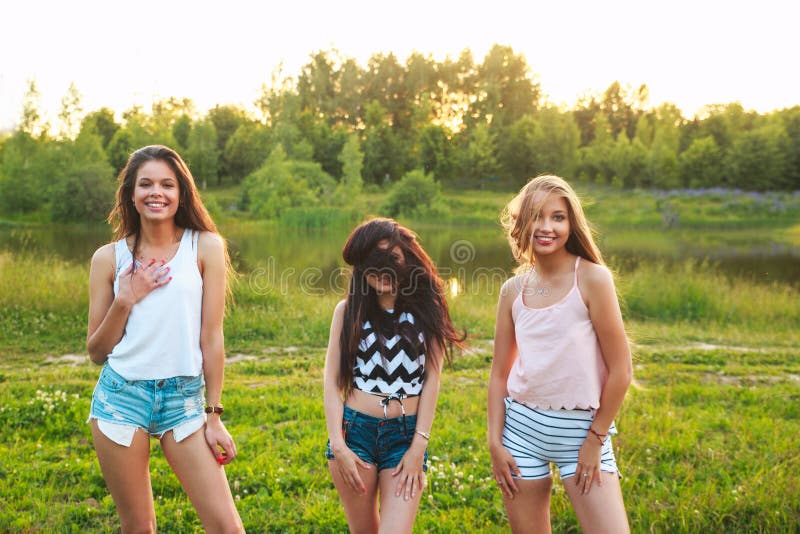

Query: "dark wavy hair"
left=338, top=218, right=466, bottom=394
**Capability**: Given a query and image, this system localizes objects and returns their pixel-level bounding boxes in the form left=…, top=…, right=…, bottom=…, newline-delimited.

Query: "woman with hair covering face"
left=86, top=145, right=243, bottom=532
left=324, top=217, right=465, bottom=533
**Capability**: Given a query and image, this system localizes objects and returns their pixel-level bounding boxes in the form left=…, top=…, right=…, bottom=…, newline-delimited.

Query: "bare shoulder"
left=90, top=243, right=116, bottom=275
left=333, top=299, right=347, bottom=319
left=578, top=260, right=616, bottom=304
left=197, top=230, right=225, bottom=252
left=500, top=273, right=526, bottom=303
left=579, top=260, right=614, bottom=287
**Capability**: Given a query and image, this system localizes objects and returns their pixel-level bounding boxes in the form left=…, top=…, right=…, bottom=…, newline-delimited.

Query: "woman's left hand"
left=391, top=445, right=427, bottom=501
left=205, top=417, right=237, bottom=465
left=575, top=437, right=603, bottom=494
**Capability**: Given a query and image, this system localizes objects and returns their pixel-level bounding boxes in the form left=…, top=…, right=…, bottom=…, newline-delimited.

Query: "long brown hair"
left=501, top=175, right=604, bottom=270
left=338, top=218, right=465, bottom=394
left=107, top=145, right=232, bottom=293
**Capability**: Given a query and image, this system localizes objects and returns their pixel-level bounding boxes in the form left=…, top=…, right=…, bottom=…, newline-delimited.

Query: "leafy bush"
left=240, top=146, right=335, bottom=219
left=382, top=169, right=448, bottom=218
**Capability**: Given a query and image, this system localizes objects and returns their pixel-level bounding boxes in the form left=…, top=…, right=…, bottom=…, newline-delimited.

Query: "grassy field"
left=1, top=186, right=799, bottom=531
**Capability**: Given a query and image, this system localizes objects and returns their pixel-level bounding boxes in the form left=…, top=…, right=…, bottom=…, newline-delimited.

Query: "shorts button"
left=157, top=380, right=165, bottom=387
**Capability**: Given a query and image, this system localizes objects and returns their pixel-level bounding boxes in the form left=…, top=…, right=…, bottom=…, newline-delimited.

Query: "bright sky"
left=1, top=0, right=798, bottom=132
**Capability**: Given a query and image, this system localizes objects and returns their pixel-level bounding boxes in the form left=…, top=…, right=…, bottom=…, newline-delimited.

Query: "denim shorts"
left=88, top=363, right=206, bottom=447
left=502, top=398, right=620, bottom=480
left=326, top=405, right=428, bottom=472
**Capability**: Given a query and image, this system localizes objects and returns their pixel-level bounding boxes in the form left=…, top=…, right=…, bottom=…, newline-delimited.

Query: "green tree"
left=335, top=134, right=364, bottom=203
left=457, top=122, right=499, bottom=185
left=19, top=79, right=47, bottom=138
left=57, top=82, right=83, bottom=140
left=186, top=119, right=219, bottom=189
left=48, top=132, right=115, bottom=221
left=223, top=122, right=271, bottom=183
left=726, top=122, right=790, bottom=190
left=172, top=114, right=192, bottom=153
left=362, top=100, right=403, bottom=184
left=0, top=131, right=49, bottom=213
left=470, top=45, right=540, bottom=130
left=416, top=124, right=454, bottom=181
left=678, top=136, right=724, bottom=187
left=207, top=104, right=248, bottom=182
left=79, top=108, right=119, bottom=150
left=530, top=107, right=580, bottom=178
left=240, top=145, right=316, bottom=218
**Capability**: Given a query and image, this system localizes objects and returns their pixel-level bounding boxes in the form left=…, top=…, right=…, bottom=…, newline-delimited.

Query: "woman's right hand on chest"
left=116, top=259, right=172, bottom=306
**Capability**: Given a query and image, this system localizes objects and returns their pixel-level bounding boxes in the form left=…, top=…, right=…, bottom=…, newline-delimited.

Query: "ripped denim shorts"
left=88, top=363, right=205, bottom=447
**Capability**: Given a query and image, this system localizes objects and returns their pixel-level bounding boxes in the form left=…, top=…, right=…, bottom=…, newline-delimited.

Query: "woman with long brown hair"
left=86, top=145, right=243, bottom=532
left=324, top=217, right=465, bottom=533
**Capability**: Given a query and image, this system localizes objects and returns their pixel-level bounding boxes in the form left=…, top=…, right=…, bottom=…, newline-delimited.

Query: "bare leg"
left=563, top=472, right=629, bottom=534
left=503, top=477, right=553, bottom=534
left=328, top=460, right=380, bottom=534
left=160, top=429, right=244, bottom=533
left=91, top=420, right=157, bottom=533
left=375, top=468, right=425, bottom=534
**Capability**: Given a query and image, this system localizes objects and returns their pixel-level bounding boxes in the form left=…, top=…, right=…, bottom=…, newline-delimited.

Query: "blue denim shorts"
left=326, top=405, right=428, bottom=472
left=88, top=363, right=206, bottom=447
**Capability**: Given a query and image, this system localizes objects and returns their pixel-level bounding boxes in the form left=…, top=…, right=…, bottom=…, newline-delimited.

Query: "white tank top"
left=107, top=228, right=204, bottom=380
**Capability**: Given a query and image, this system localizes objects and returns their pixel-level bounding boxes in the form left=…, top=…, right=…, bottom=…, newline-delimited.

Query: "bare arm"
left=86, top=243, right=173, bottom=364
left=391, top=340, right=443, bottom=500
left=581, top=263, right=633, bottom=435
left=323, top=300, right=372, bottom=493
left=198, top=232, right=237, bottom=463
left=323, top=300, right=348, bottom=453
left=575, top=262, right=633, bottom=493
left=488, top=276, right=523, bottom=497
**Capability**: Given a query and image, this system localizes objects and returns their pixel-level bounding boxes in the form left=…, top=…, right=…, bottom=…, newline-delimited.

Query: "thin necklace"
left=529, top=268, right=552, bottom=297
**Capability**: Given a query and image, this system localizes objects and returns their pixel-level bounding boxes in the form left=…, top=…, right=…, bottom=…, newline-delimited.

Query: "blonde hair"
left=501, top=175, right=604, bottom=270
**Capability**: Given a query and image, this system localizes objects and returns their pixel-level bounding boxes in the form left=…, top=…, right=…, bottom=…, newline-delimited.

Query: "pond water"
left=1, top=222, right=798, bottom=293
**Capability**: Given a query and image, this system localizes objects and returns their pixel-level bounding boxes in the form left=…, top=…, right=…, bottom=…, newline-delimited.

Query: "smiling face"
left=530, top=192, right=571, bottom=257
left=132, top=160, right=181, bottom=222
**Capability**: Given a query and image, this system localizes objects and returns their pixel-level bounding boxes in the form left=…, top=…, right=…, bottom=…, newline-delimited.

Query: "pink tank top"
left=507, top=257, right=608, bottom=410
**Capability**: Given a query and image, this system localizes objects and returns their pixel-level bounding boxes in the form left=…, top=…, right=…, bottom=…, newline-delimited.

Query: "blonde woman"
left=488, top=175, right=632, bottom=533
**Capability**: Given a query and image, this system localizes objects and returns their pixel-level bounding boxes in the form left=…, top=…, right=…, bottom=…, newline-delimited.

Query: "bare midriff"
left=345, top=388, right=420, bottom=418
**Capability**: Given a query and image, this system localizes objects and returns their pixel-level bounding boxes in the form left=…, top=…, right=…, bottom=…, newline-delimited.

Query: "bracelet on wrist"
left=204, top=405, right=224, bottom=415
left=415, top=429, right=431, bottom=440
left=588, top=427, right=607, bottom=444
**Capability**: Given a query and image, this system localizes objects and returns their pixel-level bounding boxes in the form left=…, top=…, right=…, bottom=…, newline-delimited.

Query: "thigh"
left=160, top=428, right=244, bottom=533
left=563, top=471, right=629, bottom=534
left=91, top=419, right=156, bottom=532
left=377, top=468, right=423, bottom=534
left=504, top=477, right=553, bottom=534
left=328, top=460, right=380, bottom=534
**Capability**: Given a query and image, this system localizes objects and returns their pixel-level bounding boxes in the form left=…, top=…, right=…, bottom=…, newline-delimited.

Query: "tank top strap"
left=114, top=237, right=131, bottom=274
left=187, top=229, right=199, bottom=263
left=573, top=256, right=581, bottom=286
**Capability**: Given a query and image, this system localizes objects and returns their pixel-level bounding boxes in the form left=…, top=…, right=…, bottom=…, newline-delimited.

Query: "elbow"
left=87, top=348, right=107, bottom=366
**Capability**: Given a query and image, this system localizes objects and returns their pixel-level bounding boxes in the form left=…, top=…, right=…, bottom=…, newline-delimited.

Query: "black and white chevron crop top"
left=353, top=310, right=426, bottom=396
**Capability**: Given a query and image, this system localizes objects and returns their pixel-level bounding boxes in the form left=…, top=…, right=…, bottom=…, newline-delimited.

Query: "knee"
left=120, top=519, right=156, bottom=534
left=210, top=518, right=245, bottom=534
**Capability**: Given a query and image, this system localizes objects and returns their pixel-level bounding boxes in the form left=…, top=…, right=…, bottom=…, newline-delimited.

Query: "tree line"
left=1, top=44, right=798, bottom=222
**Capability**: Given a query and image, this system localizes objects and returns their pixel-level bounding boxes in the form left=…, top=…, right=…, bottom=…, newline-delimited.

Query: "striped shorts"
left=502, top=397, right=620, bottom=480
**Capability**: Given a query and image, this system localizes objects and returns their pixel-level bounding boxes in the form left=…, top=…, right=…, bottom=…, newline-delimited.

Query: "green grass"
left=2, top=185, right=800, bottom=531
left=2, top=345, right=798, bottom=531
